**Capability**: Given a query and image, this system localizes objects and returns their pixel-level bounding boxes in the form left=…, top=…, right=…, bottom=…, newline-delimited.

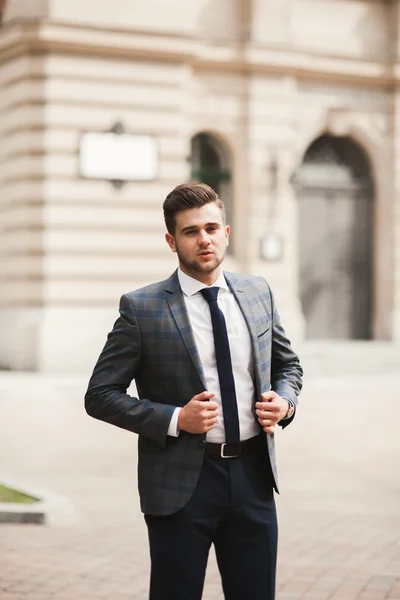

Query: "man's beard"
left=175, top=247, right=225, bottom=274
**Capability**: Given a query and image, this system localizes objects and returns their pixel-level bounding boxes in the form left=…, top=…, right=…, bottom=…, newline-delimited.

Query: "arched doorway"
left=191, top=132, right=233, bottom=251
left=295, top=134, right=374, bottom=339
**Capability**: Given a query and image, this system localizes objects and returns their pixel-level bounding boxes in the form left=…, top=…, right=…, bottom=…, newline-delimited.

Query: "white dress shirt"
left=167, top=268, right=261, bottom=443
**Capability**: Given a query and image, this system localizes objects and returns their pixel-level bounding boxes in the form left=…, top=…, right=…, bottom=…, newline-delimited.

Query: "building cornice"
left=0, top=19, right=396, bottom=87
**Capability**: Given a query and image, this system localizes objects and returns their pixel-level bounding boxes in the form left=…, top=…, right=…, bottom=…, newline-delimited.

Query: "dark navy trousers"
left=145, top=437, right=278, bottom=600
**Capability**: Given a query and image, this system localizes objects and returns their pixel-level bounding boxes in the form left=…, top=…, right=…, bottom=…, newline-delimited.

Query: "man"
left=85, top=182, right=303, bottom=600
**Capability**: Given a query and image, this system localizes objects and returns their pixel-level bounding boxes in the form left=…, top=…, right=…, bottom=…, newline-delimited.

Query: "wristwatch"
left=283, top=399, right=295, bottom=420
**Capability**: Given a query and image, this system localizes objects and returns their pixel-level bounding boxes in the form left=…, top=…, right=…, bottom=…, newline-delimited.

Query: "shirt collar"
left=178, top=268, right=228, bottom=298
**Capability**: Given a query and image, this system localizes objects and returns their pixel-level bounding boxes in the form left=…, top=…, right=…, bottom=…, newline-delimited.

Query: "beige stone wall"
left=0, top=0, right=399, bottom=371
left=3, top=0, right=48, bottom=20
left=289, top=0, right=392, bottom=58
left=35, top=54, right=193, bottom=371
left=0, top=53, right=46, bottom=369
left=48, top=0, right=240, bottom=42
left=41, top=54, right=189, bottom=290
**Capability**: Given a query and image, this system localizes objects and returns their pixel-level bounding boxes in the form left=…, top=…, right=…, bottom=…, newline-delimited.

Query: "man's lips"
left=199, top=251, right=213, bottom=257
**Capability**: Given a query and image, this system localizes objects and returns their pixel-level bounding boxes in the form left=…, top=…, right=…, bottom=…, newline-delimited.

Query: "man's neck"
left=178, top=266, right=222, bottom=287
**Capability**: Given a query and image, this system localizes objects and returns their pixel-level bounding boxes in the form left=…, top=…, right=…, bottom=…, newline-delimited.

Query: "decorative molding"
left=0, top=19, right=398, bottom=87
left=325, top=108, right=354, bottom=138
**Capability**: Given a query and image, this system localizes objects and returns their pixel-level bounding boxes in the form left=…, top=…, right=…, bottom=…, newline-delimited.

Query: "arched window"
left=191, top=132, right=234, bottom=252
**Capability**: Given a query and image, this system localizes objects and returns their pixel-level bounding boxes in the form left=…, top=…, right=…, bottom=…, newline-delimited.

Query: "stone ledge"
left=0, top=475, right=74, bottom=525
left=0, top=19, right=396, bottom=86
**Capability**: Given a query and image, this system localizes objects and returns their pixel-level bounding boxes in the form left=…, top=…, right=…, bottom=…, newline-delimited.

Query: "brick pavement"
left=0, top=369, right=399, bottom=599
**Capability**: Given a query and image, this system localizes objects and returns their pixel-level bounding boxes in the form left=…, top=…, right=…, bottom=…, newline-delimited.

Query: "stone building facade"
left=0, top=0, right=399, bottom=371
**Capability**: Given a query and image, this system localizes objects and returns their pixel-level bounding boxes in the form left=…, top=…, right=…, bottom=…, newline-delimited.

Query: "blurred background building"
left=0, top=0, right=399, bottom=372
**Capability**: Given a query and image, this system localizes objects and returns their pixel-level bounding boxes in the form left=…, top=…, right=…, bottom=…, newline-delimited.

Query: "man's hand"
left=178, top=392, right=218, bottom=434
left=255, top=391, right=289, bottom=434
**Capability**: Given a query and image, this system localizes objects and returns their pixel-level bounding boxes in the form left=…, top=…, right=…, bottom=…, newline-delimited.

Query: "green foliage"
left=0, top=484, right=38, bottom=504
left=191, top=167, right=231, bottom=182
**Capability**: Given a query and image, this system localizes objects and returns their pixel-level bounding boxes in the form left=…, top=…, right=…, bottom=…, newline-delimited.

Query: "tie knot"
left=200, top=286, right=219, bottom=304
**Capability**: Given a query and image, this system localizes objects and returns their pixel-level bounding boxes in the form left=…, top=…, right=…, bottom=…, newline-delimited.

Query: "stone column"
left=245, top=73, right=305, bottom=341
left=0, top=8, right=47, bottom=368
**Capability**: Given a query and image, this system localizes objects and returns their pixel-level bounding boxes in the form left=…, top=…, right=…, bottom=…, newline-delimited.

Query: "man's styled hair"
left=163, top=182, right=226, bottom=234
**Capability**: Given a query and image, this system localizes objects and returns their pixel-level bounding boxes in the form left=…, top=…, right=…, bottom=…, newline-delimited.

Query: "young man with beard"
left=85, top=182, right=303, bottom=600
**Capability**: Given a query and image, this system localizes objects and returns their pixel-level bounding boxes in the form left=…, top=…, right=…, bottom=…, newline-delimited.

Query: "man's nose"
left=198, top=231, right=211, bottom=245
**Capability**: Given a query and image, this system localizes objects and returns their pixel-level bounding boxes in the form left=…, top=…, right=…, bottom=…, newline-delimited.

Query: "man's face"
left=165, top=203, right=230, bottom=283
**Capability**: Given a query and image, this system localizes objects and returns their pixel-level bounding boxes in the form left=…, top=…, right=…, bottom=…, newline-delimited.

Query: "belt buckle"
left=220, top=443, right=239, bottom=458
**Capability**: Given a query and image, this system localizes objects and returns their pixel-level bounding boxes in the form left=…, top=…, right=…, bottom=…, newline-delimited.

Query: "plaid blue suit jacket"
left=85, top=270, right=303, bottom=515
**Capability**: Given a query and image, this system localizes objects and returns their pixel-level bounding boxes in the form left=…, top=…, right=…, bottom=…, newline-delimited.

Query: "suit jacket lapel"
left=224, top=272, right=262, bottom=399
left=164, top=270, right=207, bottom=390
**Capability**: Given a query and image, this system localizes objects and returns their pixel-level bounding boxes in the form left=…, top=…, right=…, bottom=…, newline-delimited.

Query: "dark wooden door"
left=297, top=136, right=373, bottom=339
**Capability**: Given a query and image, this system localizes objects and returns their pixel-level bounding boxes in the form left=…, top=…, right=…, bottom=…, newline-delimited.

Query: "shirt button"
left=199, top=439, right=206, bottom=448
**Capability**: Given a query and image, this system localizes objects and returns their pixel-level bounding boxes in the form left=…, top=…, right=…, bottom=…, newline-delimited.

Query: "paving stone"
left=0, top=371, right=399, bottom=600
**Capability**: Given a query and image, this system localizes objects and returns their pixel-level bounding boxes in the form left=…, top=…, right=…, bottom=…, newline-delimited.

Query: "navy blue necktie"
left=200, top=287, right=240, bottom=446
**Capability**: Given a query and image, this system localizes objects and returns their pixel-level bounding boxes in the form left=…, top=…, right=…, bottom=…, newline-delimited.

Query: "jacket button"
left=199, top=439, right=206, bottom=448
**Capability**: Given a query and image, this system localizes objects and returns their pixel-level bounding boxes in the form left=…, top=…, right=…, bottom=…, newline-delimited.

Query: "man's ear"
left=225, top=225, right=230, bottom=246
left=165, top=232, right=177, bottom=253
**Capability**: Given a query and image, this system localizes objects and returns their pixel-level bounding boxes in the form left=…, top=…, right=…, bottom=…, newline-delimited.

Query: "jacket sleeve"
left=84, top=293, right=175, bottom=447
left=268, top=285, right=303, bottom=429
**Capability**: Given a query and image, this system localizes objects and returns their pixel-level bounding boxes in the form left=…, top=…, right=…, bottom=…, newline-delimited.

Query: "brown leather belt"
left=205, top=434, right=262, bottom=458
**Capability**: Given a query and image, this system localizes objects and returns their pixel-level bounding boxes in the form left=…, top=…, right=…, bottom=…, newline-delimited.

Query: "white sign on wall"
left=79, top=132, right=158, bottom=182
